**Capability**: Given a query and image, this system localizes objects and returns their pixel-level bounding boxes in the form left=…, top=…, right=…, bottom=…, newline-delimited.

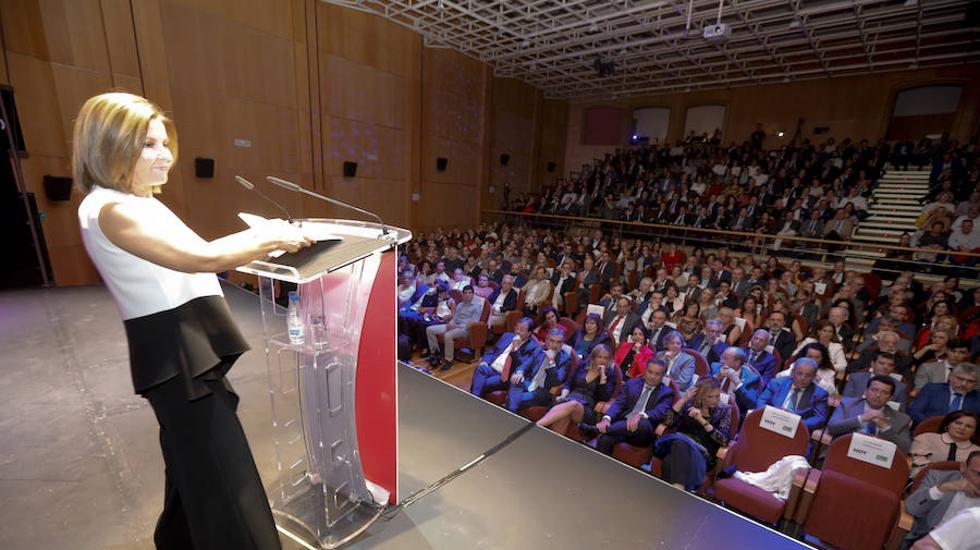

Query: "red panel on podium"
left=355, top=250, right=398, bottom=503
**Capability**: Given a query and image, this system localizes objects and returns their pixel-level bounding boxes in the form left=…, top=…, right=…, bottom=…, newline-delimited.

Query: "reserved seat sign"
left=760, top=405, right=801, bottom=439
left=846, top=432, right=897, bottom=469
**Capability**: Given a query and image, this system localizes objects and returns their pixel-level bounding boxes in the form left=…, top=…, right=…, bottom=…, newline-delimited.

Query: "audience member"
left=743, top=328, right=779, bottom=383
left=657, top=332, right=697, bottom=392
left=909, top=364, right=980, bottom=424
left=910, top=411, right=980, bottom=479
left=915, top=339, right=975, bottom=391
left=709, top=346, right=762, bottom=418
left=486, top=275, right=518, bottom=328
left=425, top=286, right=482, bottom=370
left=614, top=326, right=656, bottom=379
left=843, top=351, right=910, bottom=408
left=826, top=375, right=912, bottom=454
left=569, top=313, right=611, bottom=360
left=537, top=344, right=620, bottom=435
left=904, top=451, right=980, bottom=544
left=604, top=296, right=643, bottom=348
left=593, top=358, right=674, bottom=454
left=755, top=358, right=829, bottom=430
left=470, top=317, right=539, bottom=397
left=506, top=329, right=572, bottom=413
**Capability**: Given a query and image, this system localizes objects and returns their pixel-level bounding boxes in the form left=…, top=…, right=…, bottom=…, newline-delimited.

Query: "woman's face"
left=934, top=302, right=949, bottom=316
left=132, top=118, right=173, bottom=194
left=931, top=331, right=950, bottom=347
left=818, top=325, right=834, bottom=342
left=946, top=416, right=977, bottom=442
left=666, top=337, right=681, bottom=354
left=585, top=318, right=598, bottom=335
left=701, top=389, right=721, bottom=408
left=805, top=348, right=824, bottom=364
left=743, top=298, right=756, bottom=312
left=631, top=328, right=647, bottom=345
left=593, top=349, right=610, bottom=368
left=545, top=311, right=558, bottom=325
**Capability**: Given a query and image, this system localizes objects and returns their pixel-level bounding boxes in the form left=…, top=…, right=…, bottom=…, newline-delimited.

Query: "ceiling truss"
left=323, top=0, right=980, bottom=100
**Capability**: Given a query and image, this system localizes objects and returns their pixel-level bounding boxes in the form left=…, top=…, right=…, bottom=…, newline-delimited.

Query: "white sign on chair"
left=846, top=432, right=897, bottom=469
left=760, top=405, right=801, bottom=439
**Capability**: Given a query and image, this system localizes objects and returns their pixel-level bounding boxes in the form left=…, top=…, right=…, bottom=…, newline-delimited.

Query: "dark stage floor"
left=0, top=283, right=806, bottom=549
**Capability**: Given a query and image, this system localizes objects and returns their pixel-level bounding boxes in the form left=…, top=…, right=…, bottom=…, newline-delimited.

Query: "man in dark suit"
left=687, top=319, right=725, bottom=363
left=710, top=347, right=762, bottom=418
left=766, top=311, right=797, bottom=368
left=908, top=364, right=979, bottom=424
left=595, top=251, right=617, bottom=286
left=603, top=296, right=643, bottom=348
left=576, top=256, right=599, bottom=306
left=842, top=351, right=909, bottom=408
left=743, top=328, right=779, bottom=383
left=549, top=259, right=576, bottom=310
left=755, top=358, right=829, bottom=431
left=593, top=358, right=674, bottom=454
left=645, top=309, right=675, bottom=352
left=904, top=451, right=980, bottom=543
left=729, top=267, right=750, bottom=303
left=506, top=329, right=572, bottom=412
left=799, top=209, right=825, bottom=239
left=470, top=317, right=540, bottom=398
left=826, top=375, right=912, bottom=454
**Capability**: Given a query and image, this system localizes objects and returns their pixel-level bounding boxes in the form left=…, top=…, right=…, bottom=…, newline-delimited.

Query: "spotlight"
left=778, top=131, right=785, bottom=137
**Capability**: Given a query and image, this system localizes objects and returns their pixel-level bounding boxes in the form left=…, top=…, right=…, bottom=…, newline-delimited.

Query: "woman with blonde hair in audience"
left=793, top=320, right=847, bottom=373
left=651, top=378, right=732, bottom=491
left=537, top=344, right=619, bottom=436
left=914, top=314, right=959, bottom=350
left=737, top=296, right=763, bottom=330
left=698, top=288, right=719, bottom=322
left=718, top=307, right=742, bottom=345
left=909, top=411, right=979, bottom=478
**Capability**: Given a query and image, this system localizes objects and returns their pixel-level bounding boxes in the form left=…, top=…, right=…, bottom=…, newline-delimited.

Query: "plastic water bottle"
left=287, top=291, right=304, bottom=345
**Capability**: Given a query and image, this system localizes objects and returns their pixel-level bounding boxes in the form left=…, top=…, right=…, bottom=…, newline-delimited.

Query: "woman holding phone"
left=75, top=92, right=312, bottom=549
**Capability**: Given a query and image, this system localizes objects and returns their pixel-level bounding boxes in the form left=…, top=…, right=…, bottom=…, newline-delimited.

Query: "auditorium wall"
left=1, top=0, right=557, bottom=285
left=565, top=64, right=980, bottom=175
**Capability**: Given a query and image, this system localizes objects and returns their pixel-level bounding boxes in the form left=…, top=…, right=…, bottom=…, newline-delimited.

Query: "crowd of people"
left=504, top=136, right=980, bottom=273
left=395, top=218, right=980, bottom=547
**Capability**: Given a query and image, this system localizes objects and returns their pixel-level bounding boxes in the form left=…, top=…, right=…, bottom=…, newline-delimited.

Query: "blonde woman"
left=536, top=344, right=619, bottom=436
left=75, top=93, right=309, bottom=548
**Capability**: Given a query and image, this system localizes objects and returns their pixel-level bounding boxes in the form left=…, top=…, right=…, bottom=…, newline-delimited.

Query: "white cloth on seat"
left=733, top=455, right=810, bottom=501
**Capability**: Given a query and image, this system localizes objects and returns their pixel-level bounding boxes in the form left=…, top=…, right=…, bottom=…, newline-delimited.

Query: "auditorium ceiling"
left=323, top=0, right=979, bottom=99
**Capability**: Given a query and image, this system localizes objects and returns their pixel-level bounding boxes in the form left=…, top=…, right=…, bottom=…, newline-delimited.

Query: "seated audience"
left=915, top=339, right=975, bottom=391
left=401, top=282, right=452, bottom=352
left=523, top=266, right=552, bottom=316
left=910, top=411, right=979, bottom=478
left=909, top=364, right=980, bottom=424
left=743, top=328, right=779, bottom=383
left=709, top=346, right=762, bottom=418
left=506, top=329, right=572, bottom=413
left=593, top=358, right=674, bottom=454
left=486, top=275, right=518, bottom=328
left=569, top=313, right=611, bottom=361
left=533, top=306, right=561, bottom=343
left=765, top=310, right=797, bottom=367
left=826, top=375, right=912, bottom=454
left=904, top=451, right=980, bottom=545
left=425, top=285, right=483, bottom=370
left=793, top=319, right=848, bottom=374
left=645, top=309, right=674, bottom=351
left=614, top=326, right=656, bottom=379
left=657, top=332, right=696, bottom=392
left=470, top=317, right=539, bottom=397
left=473, top=274, right=494, bottom=300
left=755, top=358, right=829, bottom=431
left=652, top=379, right=732, bottom=491
left=537, top=345, right=620, bottom=435
left=843, top=351, right=910, bottom=408
left=604, top=296, right=643, bottom=348
left=776, top=342, right=840, bottom=399
left=688, top=319, right=727, bottom=363
left=909, top=507, right=980, bottom=550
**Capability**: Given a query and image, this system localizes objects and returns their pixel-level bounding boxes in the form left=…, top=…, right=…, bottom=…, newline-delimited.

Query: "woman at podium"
left=74, top=92, right=310, bottom=549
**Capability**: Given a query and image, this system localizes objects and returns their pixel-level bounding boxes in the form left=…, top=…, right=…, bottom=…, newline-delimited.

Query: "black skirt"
left=124, top=295, right=250, bottom=400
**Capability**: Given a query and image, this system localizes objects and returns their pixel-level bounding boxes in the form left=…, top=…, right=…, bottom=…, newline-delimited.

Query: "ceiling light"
left=778, top=131, right=785, bottom=137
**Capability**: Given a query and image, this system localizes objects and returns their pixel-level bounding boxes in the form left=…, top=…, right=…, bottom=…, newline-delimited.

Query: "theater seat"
left=911, top=415, right=944, bottom=438
left=793, top=434, right=911, bottom=549
left=710, top=408, right=810, bottom=526
left=682, top=348, right=709, bottom=378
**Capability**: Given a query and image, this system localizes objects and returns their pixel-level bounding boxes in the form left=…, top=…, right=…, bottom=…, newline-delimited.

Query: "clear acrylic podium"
left=238, top=218, right=411, bottom=548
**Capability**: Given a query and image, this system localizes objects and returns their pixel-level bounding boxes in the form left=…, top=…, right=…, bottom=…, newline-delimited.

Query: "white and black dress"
left=79, top=185, right=280, bottom=549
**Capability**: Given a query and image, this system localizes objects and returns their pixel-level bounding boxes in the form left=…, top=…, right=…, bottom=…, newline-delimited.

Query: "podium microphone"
left=266, top=175, right=389, bottom=236
left=234, top=175, right=293, bottom=223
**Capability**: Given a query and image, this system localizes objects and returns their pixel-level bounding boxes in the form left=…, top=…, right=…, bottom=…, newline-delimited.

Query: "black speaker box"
left=194, top=157, right=214, bottom=178
left=343, top=161, right=358, bottom=178
left=436, top=157, right=448, bottom=171
left=43, top=175, right=72, bottom=201
left=500, top=153, right=510, bottom=166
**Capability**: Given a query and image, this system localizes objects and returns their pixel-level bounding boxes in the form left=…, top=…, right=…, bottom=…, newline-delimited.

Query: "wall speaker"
left=343, top=161, right=358, bottom=178
left=547, top=161, right=557, bottom=173
left=43, top=175, right=72, bottom=202
left=436, top=157, right=448, bottom=171
left=194, top=157, right=214, bottom=178
left=500, top=153, right=510, bottom=166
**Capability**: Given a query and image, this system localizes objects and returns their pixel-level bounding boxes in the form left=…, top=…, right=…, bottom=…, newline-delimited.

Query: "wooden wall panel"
left=5, top=53, right=68, bottom=159
left=99, top=0, right=141, bottom=78
left=319, top=3, right=420, bottom=80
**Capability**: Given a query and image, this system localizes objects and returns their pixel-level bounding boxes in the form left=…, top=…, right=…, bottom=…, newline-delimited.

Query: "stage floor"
left=0, top=283, right=806, bottom=549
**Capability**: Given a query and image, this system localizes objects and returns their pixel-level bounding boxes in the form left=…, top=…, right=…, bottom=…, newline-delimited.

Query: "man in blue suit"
left=743, top=328, right=779, bottom=383
left=843, top=351, right=909, bottom=408
left=755, top=358, right=829, bottom=431
left=710, top=346, right=762, bottom=418
left=593, top=358, right=675, bottom=454
left=507, top=329, right=572, bottom=412
left=908, top=363, right=979, bottom=424
left=826, top=375, right=912, bottom=454
left=687, top=319, right=728, bottom=364
left=470, top=317, right=539, bottom=398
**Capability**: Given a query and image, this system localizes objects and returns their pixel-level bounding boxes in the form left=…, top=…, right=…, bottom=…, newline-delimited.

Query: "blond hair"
left=72, top=92, right=177, bottom=194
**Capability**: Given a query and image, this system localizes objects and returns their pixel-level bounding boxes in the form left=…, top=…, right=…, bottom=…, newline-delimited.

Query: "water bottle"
left=287, top=291, right=304, bottom=345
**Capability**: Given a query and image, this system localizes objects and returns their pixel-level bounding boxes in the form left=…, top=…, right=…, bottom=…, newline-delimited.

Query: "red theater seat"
left=710, top=408, right=811, bottom=526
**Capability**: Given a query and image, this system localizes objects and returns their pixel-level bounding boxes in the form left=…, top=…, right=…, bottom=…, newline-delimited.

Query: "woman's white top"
left=78, top=185, right=222, bottom=320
